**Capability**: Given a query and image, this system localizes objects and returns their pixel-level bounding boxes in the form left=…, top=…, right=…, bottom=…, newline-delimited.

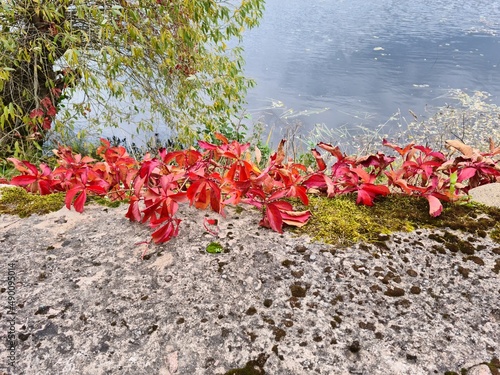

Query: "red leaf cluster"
left=303, top=142, right=392, bottom=205
left=6, top=135, right=500, bottom=245
left=28, top=93, right=62, bottom=132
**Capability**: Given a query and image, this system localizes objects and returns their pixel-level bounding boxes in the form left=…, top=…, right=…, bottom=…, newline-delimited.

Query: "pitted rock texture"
left=0, top=204, right=499, bottom=375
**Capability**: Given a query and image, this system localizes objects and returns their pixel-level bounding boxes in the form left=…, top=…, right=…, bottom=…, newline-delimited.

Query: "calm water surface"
left=242, top=0, right=500, bottom=141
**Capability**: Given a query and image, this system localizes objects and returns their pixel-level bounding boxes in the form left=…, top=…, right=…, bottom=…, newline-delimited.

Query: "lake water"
left=241, top=0, right=500, bottom=146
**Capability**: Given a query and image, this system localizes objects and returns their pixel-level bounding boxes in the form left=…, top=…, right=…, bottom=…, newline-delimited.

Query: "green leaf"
left=206, top=242, right=224, bottom=254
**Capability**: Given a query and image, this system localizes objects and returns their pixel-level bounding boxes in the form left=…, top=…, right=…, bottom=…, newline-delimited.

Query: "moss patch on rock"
left=87, top=195, right=125, bottom=208
left=490, top=224, right=500, bottom=243
left=224, top=353, right=268, bottom=374
left=0, top=186, right=65, bottom=218
left=293, top=194, right=500, bottom=247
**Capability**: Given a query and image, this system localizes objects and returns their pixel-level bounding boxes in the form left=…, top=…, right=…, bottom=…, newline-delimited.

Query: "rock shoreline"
left=0, top=202, right=499, bottom=374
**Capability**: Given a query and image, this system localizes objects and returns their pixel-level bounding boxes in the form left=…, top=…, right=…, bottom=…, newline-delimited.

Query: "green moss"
left=293, top=194, right=416, bottom=246
left=224, top=365, right=262, bottom=375
left=87, top=195, right=125, bottom=208
left=0, top=186, right=64, bottom=218
left=224, top=353, right=268, bottom=375
left=292, top=193, right=500, bottom=247
left=233, top=205, right=244, bottom=214
left=490, top=224, right=500, bottom=243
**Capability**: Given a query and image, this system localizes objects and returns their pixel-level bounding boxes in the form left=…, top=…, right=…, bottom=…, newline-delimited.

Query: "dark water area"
left=241, top=0, right=500, bottom=145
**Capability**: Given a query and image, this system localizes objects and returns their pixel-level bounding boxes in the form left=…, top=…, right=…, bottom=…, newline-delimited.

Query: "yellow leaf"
left=254, top=145, right=261, bottom=165
left=63, top=48, right=79, bottom=66
left=445, top=140, right=474, bottom=158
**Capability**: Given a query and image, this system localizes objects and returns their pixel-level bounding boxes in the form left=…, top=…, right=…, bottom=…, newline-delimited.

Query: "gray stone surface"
left=0, top=202, right=499, bottom=375
left=469, top=183, right=500, bottom=208
left=468, top=364, right=494, bottom=375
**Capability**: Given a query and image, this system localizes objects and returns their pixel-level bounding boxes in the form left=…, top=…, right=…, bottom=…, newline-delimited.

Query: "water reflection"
left=242, top=0, right=500, bottom=144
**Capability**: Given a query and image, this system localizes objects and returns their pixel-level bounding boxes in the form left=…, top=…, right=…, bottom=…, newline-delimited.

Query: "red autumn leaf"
left=198, top=140, right=218, bottom=151
left=46, top=105, right=57, bottom=117
left=10, top=175, right=37, bottom=186
left=226, top=161, right=252, bottom=181
left=246, top=187, right=267, bottom=201
left=150, top=218, right=181, bottom=244
left=402, top=159, right=442, bottom=180
left=221, top=187, right=242, bottom=206
left=268, top=189, right=288, bottom=202
left=357, top=152, right=396, bottom=170
left=99, top=137, right=111, bottom=149
left=384, top=169, right=412, bottom=194
left=215, top=133, right=229, bottom=144
left=457, top=167, right=477, bottom=182
left=261, top=200, right=310, bottom=232
left=264, top=202, right=283, bottom=233
left=104, top=146, right=128, bottom=164
left=138, top=159, right=160, bottom=179
left=141, top=195, right=166, bottom=224
left=270, top=200, right=293, bottom=211
left=203, top=217, right=219, bottom=236
left=186, top=179, right=204, bottom=202
left=7, top=158, right=37, bottom=175
left=351, top=167, right=374, bottom=183
left=311, top=149, right=326, bottom=171
left=356, top=184, right=390, bottom=206
left=208, top=181, right=222, bottom=213
left=158, top=198, right=180, bottom=219
left=193, top=188, right=209, bottom=210
left=180, top=150, right=202, bottom=168
left=413, top=145, right=439, bottom=158
left=42, top=117, right=52, bottom=130
left=29, top=108, right=44, bottom=118
left=356, top=189, right=373, bottom=206
left=40, top=97, right=52, bottom=108
left=303, top=173, right=335, bottom=196
left=382, top=139, right=415, bottom=156
left=426, top=194, right=443, bottom=217
left=269, top=139, right=286, bottom=166
left=133, top=174, right=147, bottom=196
left=8, top=160, right=55, bottom=195
left=125, top=196, right=142, bottom=222
left=317, top=142, right=344, bottom=160
left=287, top=185, right=309, bottom=205
left=362, top=183, right=390, bottom=196
left=51, top=87, right=62, bottom=97
left=65, top=187, right=86, bottom=212
left=186, top=175, right=222, bottom=213
left=65, top=183, right=107, bottom=213
left=281, top=210, right=311, bottom=227
left=73, top=189, right=87, bottom=213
